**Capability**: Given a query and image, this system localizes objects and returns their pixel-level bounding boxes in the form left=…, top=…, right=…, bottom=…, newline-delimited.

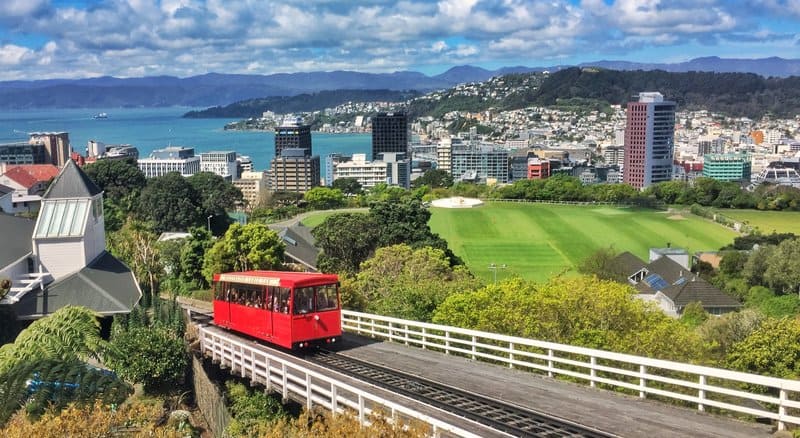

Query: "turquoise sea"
left=0, top=107, right=370, bottom=171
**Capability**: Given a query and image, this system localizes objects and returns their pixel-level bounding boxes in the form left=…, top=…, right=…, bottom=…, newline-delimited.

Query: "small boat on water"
left=93, top=112, right=108, bottom=119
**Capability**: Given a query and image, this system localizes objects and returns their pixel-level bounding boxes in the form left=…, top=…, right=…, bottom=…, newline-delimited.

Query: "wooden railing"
left=197, top=324, right=484, bottom=437
left=342, top=310, right=800, bottom=431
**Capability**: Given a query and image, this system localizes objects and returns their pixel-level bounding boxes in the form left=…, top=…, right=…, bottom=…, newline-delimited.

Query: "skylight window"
left=35, top=199, right=89, bottom=238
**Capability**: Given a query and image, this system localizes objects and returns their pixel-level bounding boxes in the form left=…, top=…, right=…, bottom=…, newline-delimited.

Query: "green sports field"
left=715, top=209, right=800, bottom=235
left=429, top=202, right=737, bottom=283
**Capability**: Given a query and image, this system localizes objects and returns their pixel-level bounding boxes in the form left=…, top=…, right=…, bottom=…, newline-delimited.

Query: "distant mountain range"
left=0, top=57, right=798, bottom=109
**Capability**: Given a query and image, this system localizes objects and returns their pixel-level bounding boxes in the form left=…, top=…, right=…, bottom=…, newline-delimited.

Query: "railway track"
left=307, top=349, right=617, bottom=438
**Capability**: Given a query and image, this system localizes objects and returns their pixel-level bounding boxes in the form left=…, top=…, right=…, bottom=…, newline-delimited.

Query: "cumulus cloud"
left=0, top=0, right=796, bottom=80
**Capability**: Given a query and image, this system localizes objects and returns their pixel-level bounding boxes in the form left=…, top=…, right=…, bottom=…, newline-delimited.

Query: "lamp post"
left=488, top=263, right=507, bottom=284
left=207, top=215, right=213, bottom=233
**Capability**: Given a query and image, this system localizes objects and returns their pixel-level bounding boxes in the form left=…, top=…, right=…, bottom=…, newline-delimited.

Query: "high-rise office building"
left=29, top=132, right=70, bottom=167
left=275, top=121, right=312, bottom=157
left=270, top=148, right=320, bottom=193
left=371, top=112, right=408, bottom=160
left=623, top=92, right=676, bottom=189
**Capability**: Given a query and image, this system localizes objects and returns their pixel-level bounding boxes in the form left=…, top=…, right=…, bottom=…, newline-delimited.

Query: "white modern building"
left=333, top=153, right=411, bottom=189
left=137, top=146, right=200, bottom=178
left=200, top=151, right=238, bottom=181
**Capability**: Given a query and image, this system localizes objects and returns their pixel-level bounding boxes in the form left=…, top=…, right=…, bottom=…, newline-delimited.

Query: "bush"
left=225, top=381, right=287, bottom=437
left=105, top=326, right=188, bottom=393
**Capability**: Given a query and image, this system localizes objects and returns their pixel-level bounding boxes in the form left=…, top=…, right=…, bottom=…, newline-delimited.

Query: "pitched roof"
left=272, top=224, right=320, bottom=271
left=662, top=278, right=741, bottom=308
left=1, top=165, right=59, bottom=189
left=612, top=251, right=647, bottom=275
left=0, top=183, right=12, bottom=196
left=43, top=160, right=102, bottom=199
left=0, top=213, right=34, bottom=268
left=12, top=251, right=141, bottom=318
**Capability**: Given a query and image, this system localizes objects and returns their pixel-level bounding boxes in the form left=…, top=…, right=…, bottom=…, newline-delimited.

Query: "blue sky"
left=0, top=0, right=798, bottom=80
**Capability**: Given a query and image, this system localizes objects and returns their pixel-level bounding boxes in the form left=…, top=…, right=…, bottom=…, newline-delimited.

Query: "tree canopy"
left=303, top=187, right=345, bottom=210
left=137, top=172, right=201, bottom=233
left=433, top=276, right=707, bottom=361
left=312, top=213, right=379, bottom=275
left=83, top=158, right=146, bottom=206
left=346, top=244, right=480, bottom=321
left=411, top=169, right=454, bottom=189
left=202, top=222, right=285, bottom=282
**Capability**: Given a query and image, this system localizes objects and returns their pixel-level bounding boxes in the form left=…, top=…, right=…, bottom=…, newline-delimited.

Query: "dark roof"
left=612, top=251, right=647, bottom=275
left=645, top=256, right=689, bottom=285
left=0, top=213, right=34, bottom=268
left=42, top=160, right=102, bottom=199
left=272, top=224, right=320, bottom=271
left=0, top=183, right=13, bottom=196
left=12, top=251, right=141, bottom=318
left=662, top=277, right=742, bottom=309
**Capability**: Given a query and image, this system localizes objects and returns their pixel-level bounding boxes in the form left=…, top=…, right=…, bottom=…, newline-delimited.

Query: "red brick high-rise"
left=623, top=92, right=676, bottom=189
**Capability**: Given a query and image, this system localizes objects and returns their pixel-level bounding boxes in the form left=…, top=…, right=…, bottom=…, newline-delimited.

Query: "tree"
left=433, top=276, right=708, bottom=361
left=107, top=219, right=163, bottom=300
left=411, top=169, right=454, bottom=189
left=331, top=177, right=363, bottom=195
left=726, top=317, right=800, bottom=380
left=764, top=238, right=800, bottom=294
left=202, top=223, right=285, bottom=283
left=187, top=172, right=243, bottom=235
left=680, top=302, right=709, bottom=328
left=179, top=228, right=213, bottom=288
left=137, top=172, right=201, bottom=233
left=577, top=247, right=628, bottom=282
left=741, top=244, right=775, bottom=287
left=696, top=309, right=764, bottom=360
left=303, top=187, right=345, bottom=210
left=311, top=213, right=379, bottom=274
left=349, top=244, right=480, bottom=321
left=83, top=158, right=146, bottom=208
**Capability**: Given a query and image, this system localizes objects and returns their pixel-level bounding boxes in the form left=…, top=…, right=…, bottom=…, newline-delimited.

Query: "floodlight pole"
left=488, top=263, right=507, bottom=284
left=207, top=215, right=213, bottom=233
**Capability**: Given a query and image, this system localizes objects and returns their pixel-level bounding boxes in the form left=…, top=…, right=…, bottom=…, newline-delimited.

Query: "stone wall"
left=192, top=356, right=231, bottom=437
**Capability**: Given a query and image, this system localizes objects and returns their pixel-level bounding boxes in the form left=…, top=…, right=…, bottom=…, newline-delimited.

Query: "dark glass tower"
left=371, top=112, right=408, bottom=160
left=275, top=123, right=312, bottom=157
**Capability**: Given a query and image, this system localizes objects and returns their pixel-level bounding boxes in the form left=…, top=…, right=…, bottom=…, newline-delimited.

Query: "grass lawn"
left=300, top=211, right=339, bottom=228
left=715, top=209, right=800, bottom=235
left=429, top=202, right=737, bottom=283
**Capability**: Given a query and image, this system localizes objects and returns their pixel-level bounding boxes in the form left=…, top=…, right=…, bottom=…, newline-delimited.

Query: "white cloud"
left=0, top=0, right=795, bottom=80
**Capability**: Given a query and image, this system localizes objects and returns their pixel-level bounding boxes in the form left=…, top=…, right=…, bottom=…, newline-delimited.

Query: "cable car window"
left=274, top=287, right=291, bottom=314
left=214, top=282, right=226, bottom=300
left=316, top=284, right=338, bottom=311
left=294, top=287, right=315, bottom=314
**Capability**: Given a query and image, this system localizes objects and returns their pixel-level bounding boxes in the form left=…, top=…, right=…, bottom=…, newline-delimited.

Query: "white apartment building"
left=200, top=151, right=237, bottom=180
left=137, top=146, right=200, bottom=178
left=333, top=153, right=410, bottom=189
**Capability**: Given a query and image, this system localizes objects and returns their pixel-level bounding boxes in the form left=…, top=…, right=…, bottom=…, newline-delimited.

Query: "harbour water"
left=0, top=107, right=370, bottom=170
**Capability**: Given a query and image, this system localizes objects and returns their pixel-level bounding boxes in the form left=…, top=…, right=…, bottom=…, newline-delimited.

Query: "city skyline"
left=0, top=0, right=798, bottom=81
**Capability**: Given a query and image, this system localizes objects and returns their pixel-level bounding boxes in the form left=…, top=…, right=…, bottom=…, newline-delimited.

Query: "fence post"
left=358, top=395, right=365, bottom=424
left=306, top=373, right=313, bottom=410
left=445, top=331, right=451, bottom=355
left=639, top=365, right=647, bottom=398
left=471, top=336, right=477, bottom=360
left=509, top=342, right=515, bottom=369
left=281, top=363, right=288, bottom=401
left=779, top=389, right=787, bottom=431
left=590, top=356, right=597, bottom=388
left=331, top=384, right=338, bottom=413
left=698, top=375, right=706, bottom=412
left=422, top=327, right=427, bottom=350
left=389, top=322, right=393, bottom=342
left=548, top=349, right=554, bottom=377
left=357, top=315, right=362, bottom=335
left=265, top=357, right=272, bottom=392
left=404, top=324, right=409, bottom=346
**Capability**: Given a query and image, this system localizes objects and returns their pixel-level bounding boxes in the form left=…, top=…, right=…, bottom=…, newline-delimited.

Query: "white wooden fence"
left=342, top=310, right=800, bottom=431
left=197, top=323, right=486, bottom=438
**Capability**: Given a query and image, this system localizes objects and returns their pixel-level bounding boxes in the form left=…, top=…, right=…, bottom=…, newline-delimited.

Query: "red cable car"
left=212, top=271, right=341, bottom=349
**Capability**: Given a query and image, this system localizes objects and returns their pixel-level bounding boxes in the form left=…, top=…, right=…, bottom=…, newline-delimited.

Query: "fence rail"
left=342, top=310, right=800, bottom=431
left=197, top=323, right=484, bottom=438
